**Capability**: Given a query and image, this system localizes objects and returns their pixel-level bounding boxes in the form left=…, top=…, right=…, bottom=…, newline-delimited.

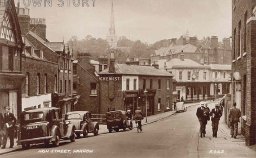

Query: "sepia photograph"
left=0, top=0, right=256, bottom=157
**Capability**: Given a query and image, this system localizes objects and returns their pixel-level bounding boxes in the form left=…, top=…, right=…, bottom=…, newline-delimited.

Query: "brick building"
left=0, top=0, right=24, bottom=119
left=99, top=50, right=174, bottom=115
left=231, top=0, right=256, bottom=146
left=17, top=7, right=75, bottom=115
left=73, top=53, right=100, bottom=113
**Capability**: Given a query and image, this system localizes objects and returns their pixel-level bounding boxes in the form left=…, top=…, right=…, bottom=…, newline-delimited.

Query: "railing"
left=91, top=114, right=106, bottom=125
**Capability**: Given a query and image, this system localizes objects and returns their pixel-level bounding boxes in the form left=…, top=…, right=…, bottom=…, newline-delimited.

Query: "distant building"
left=126, top=58, right=151, bottom=66
left=231, top=0, right=256, bottom=146
left=0, top=0, right=24, bottom=119
left=157, top=57, right=231, bottom=102
left=151, top=36, right=232, bottom=65
left=99, top=50, right=174, bottom=115
left=73, top=53, right=100, bottom=113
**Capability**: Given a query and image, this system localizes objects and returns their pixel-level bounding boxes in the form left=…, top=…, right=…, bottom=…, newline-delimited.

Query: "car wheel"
left=114, top=128, right=119, bottom=132
left=70, top=129, right=76, bottom=142
left=94, top=128, right=99, bottom=136
left=52, top=134, right=60, bottom=147
left=44, top=140, right=50, bottom=147
left=108, top=129, right=112, bottom=133
left=21, top=143, right=30, bottom=149
left=76, top=132, right=81, bottom=138
left=83, top=128, right=88, bottom=138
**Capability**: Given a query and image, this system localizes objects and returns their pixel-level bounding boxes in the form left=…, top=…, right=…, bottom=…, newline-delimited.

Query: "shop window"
left=133, top=79, right=137, bottom=90
left=126, top=78, right=130, bottom=90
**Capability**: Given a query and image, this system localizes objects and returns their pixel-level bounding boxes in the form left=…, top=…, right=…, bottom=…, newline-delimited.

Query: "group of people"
left=0, top=106, right=17, bottom=149
left=126, top=107, right=144, bottom=131
left=196, top=101, right=241, bottom=139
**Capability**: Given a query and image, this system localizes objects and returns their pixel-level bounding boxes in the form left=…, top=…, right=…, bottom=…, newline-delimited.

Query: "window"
left=99, top=65, right=102, bottom=72
left=179, top=71, right=182, bottom=80
left=60, top=80, right=62, bottom=93
left=238, top=21, right=242, bottom=57
left=104, top=65, right=107, bottom=70
left=65, top=80, right=67, bottom=93
left=126, top=78, right=130, bottom=90
left=36, top=73, right=40, bottom=95
left=73, top=64, right=77, bottom=74
left=187, top=71, right=191, bottom=80
left=90, top=83, right=97, bottom=95
left=215, top=72, right=218, bottom=79
left=167, top=79, right=170, bottom=90
left=54, top=75, right=57, bottom=92
left=158, top=79, right=161, bottom=89
left=203, top=72, right=207, bottom=80
left=244, top=11, right=247, bottom=52
left=233, top=28, right=236, bottom=60
left=224, top=72, right=226, bottom=79
left=143, top=79, right=146, bottom=90
left=133, top=79, right=137, bottom=90
left=150, top=79, right=153, bottom=89
left=25, top=73, right=29, bottom=96
left=44, top=74, right=47, bottom=93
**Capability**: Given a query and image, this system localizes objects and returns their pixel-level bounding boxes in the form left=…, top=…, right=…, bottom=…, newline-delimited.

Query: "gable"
left=0, top=11, right=15, bottom=42
left=0, top=0, right=22, bottom=46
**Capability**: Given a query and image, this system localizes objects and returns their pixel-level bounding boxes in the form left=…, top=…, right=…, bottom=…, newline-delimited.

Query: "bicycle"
left=135, top=120, right=142, bottom=133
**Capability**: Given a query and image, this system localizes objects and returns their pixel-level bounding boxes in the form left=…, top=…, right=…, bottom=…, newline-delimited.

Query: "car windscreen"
left=23, top=112, right=44, bottom=122
left=66, top=113, right=81, bottom=120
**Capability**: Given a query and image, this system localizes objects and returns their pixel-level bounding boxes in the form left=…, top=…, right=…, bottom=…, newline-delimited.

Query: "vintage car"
left=18, top=107, right=76, bottom=149
left=65, top=111, right=99, bottom=138
left=176, top=101, right=187, bottom=112
left=106, top=110, right=131, bottom=133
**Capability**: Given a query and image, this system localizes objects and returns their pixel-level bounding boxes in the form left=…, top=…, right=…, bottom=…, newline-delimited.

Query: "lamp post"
left=144, top=89, right=148, bottom=123
left=214, top=83, right=217, bottom=100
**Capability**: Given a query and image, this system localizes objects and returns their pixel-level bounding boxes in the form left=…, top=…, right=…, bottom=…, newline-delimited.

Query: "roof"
left=45, top=42, right=65, bottom=52
left=24, top=107, right=59, bottom=113
left=99, top=64, right=173, bottom=77
left=154, top=44, right=198, bottom=56
left=209, top=64, right=231, bottom=71
left=28, top=31, right=55, bottom=52
left=90, top=59, right=99, bottom=65
left=158, top=58, right=209, bottom=69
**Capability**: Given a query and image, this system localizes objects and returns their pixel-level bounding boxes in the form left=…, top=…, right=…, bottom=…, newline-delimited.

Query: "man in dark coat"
left=196, top=103, right=205, bottom=137
left=2, top=106, right=16, bottom=149
left=210, top=104, right=222, bottom=138
left=0, top=113, right=4, bottom=147
left=229, top=103, right=241, bottom=138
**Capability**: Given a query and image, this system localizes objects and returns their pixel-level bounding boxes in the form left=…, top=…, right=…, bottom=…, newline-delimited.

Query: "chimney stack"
left=30, top=18, right=47, bottom=40
left=108, top=49, right=116, bottom=73
left=210, top=36, right=218, bottom=49
left=17, top=8, right=30, bottom=35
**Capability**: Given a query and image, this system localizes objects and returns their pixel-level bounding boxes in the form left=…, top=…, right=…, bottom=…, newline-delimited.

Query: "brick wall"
left=22, top=56, right=58, bottom=96
left=75, top=56, right=100, bottom=113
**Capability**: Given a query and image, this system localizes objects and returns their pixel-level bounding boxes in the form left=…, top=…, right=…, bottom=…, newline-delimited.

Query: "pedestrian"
left=0, top=112, right=4, bottom=147
left=2, top=106, right=16, bottom=149
left=196, top=103, right=205, bottom=138
left=228, top=103, right=241, bottom=139
left=210, top=104, right=222, bottom=138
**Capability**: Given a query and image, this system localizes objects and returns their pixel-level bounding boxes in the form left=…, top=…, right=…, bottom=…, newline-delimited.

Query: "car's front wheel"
left=108, top=128, right=112, bottom=133
left=52, top=134, right=60, bottom=147
left=70, top=129, right=76, bottom=142
left=114, top=128, right=119, bottom=132
left=83, top=128, right=88, bottom=138
left=94, top=128, right=99, bottom=136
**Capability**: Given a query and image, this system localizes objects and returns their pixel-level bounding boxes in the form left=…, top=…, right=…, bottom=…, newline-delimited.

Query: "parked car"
left=106, top=110, right=131, bottom=133
left=18, top=107, right=76, bottom=149
left=176, top=102, right=187, bottom=112
left=65, top=111, right=99, bottom=138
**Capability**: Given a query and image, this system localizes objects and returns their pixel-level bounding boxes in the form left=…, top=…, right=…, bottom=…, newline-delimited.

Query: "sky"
left=16, top=0, right=232, bottom=44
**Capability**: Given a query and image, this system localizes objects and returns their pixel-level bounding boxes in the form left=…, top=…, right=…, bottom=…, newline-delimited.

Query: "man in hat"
left=229, top=103, right=241, bottom=138
left=210, top=104, right=222, bottom=138
left=196, top=102, right=205, bottom=137
left=2, top=106, right=16, bottom=149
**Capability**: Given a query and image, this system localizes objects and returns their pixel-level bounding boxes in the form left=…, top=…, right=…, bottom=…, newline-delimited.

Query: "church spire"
left=107, top=0, right=117, bottom=49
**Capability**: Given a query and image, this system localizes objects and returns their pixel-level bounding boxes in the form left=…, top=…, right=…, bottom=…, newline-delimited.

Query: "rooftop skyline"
left=18, top=0, right=232, bottom=44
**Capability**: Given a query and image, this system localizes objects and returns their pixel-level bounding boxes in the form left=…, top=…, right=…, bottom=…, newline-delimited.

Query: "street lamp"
left=144, top=89, right=148, bottom=123
left=214, top=83, right=217, bottom=100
